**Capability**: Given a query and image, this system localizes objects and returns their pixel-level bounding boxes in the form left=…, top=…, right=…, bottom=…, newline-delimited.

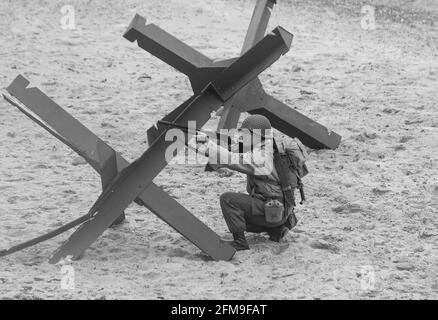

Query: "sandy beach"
left=0, top=0, right=437, bottom=299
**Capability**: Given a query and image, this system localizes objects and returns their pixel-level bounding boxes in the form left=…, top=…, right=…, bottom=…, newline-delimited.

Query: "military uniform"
left=206, top=137, right=289, bottom=234
left=199, top=114, right=294, bottom=250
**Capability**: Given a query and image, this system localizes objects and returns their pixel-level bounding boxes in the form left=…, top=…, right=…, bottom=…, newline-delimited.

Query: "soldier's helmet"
left=240, top=115, right=272, bottom=131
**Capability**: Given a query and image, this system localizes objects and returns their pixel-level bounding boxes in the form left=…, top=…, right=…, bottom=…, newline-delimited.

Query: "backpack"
left=273, top=137, right=309, bottom=207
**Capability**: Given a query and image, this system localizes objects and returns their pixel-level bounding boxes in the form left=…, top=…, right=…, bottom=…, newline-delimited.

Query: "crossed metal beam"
left=2, top=78, right=234, bottom=261
left=2, top=20, right=292, bottom=262
left=128, top=1, right=341, bottom=150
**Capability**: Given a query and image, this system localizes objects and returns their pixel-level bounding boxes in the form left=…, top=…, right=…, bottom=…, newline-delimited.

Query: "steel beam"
left=146, top=26, right=292, bottom=145
left=249, top=94, right=342, bottom=150
left=228, top=80, right=341, bottom=149
left=124, top=14, right=213, bottom=78
left=218, top=0, right=277, bottom=129
left=242, top=0, right=277, bottom=54
left=123, top=14, right=233, bottom=95
left=126, top=8, right=342, bottom=150
left=3, top=75, right=236, bottom=262
left=5, top=75, right=127, bottom=225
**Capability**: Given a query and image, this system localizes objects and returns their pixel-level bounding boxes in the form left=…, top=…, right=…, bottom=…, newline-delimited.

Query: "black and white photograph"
left=0, top=0, right=437, bottom=303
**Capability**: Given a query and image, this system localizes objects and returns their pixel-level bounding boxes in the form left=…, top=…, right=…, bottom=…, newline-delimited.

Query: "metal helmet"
left=240, top=115, right=272, bottom=131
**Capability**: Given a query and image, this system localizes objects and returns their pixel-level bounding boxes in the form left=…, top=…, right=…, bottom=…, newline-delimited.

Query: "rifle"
left=157, top=120, right=242, bottom=147
left=157, top=120, right=244, bottom=171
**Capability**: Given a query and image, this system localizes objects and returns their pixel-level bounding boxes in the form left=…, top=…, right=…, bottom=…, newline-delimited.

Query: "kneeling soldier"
left=197, top=115, right=297, bottom=251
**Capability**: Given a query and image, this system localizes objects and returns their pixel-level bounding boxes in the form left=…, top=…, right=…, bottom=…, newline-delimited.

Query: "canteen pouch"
left=264, top=199, right=284, bottom=223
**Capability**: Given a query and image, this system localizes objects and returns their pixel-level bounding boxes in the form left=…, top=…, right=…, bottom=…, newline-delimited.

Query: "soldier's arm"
left=204, top=140, right=274, bottom=176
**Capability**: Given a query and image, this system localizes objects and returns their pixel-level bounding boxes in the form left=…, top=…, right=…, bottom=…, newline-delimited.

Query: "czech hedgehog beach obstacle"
left=1, top=0, right=340, bottom=263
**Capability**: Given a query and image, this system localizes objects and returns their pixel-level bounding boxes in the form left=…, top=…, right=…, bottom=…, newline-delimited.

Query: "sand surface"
left=0, top=0, right=437, bottom=299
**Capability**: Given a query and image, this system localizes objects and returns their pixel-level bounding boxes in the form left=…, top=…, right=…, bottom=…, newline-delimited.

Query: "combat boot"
left=226, top=232, right=250, bottom=251
left=267, top=225, right=289, bottom=242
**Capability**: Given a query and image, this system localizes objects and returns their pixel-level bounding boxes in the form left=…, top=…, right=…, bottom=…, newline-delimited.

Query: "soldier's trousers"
left=219, top=192, right=286, bottom=234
